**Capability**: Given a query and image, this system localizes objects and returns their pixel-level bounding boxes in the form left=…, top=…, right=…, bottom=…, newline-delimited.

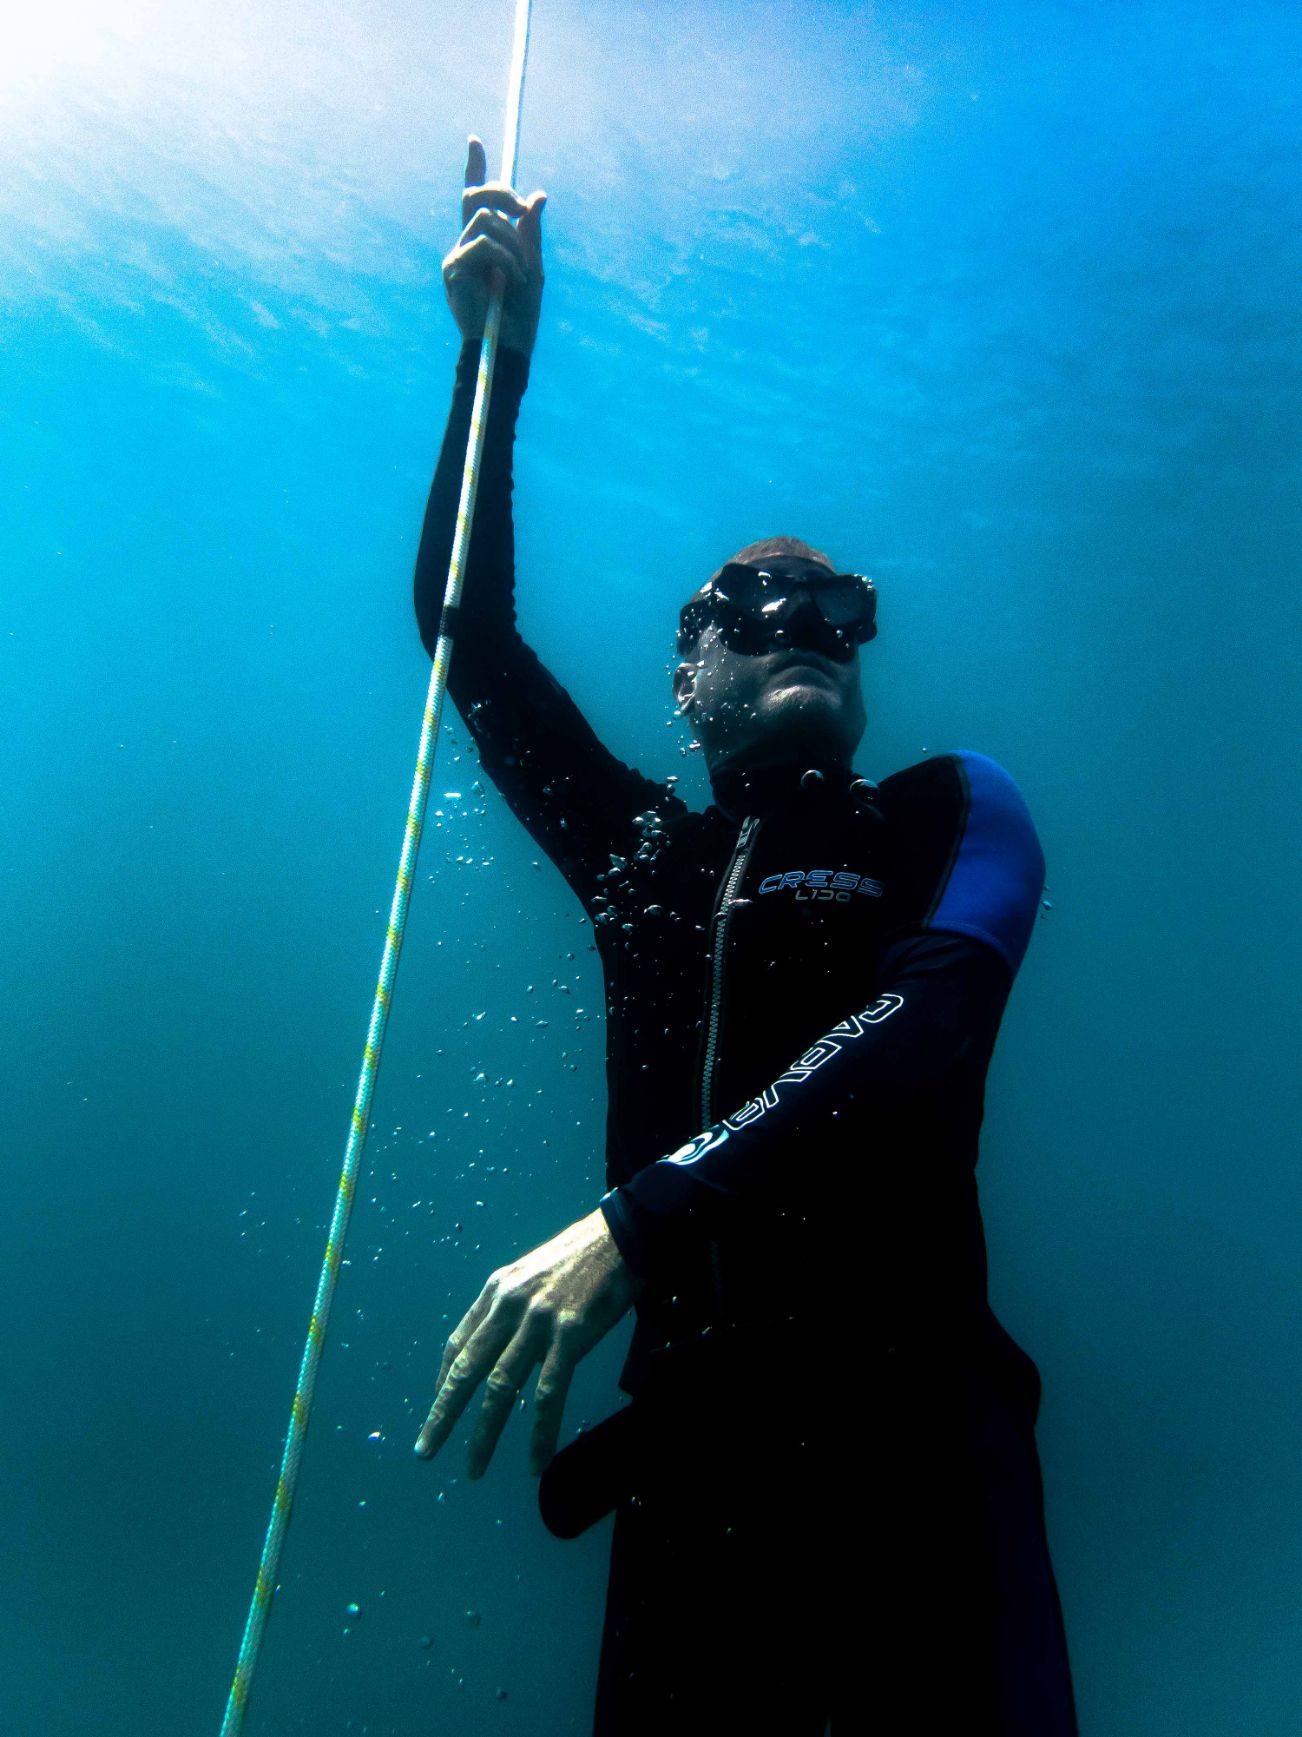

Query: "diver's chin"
left=761, top=681, right=843, bottom=730
left=699, top=684, right=858, bottom=777
left=752, top=689, right=851, bottom=761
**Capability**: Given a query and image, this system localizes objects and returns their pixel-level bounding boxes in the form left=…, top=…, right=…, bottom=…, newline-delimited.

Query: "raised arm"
left=415, top=139, right=681, bottom=907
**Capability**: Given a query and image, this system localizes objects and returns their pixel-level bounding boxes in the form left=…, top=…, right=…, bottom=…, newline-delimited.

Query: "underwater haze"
left=2, top=0, right=1299, bottom=1731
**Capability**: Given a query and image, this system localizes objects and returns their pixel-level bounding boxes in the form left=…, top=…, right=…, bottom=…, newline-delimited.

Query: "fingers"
left=415, top=1285, right=500, bottom=1458
left=517, top=191, right=546, bottom=276
left=434, top=1280, right=495, bottom=1392
left=450, top=207, right=529, bottom=282
left=528, top=1340, right=575, bottom=1477
left=462, top=182, right=533, bottom=226
left=464, top=1311, right=549, bottom=1479
left=461, top=131, right=543, bottom=225
left=445, top=242, right=520, bottom=310
left=414, top=1297, right=578, bottom=1479
left=433, top=1318, right=468, bottom=1397
left=415, top=1339, right=485, bottom=1461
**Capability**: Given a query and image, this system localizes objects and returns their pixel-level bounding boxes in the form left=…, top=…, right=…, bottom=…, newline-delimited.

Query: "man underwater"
left=412, top=137, right=1078, bottom=1736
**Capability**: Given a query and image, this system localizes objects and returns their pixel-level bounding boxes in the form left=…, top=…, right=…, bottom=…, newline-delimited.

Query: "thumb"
left=464, top=134, right=487, bottom=189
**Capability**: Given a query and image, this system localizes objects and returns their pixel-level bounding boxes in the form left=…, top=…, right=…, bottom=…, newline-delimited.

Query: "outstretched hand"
left=415, top=1208, right=642, bottom=1479
left=442, top=134, right=546, bottom=360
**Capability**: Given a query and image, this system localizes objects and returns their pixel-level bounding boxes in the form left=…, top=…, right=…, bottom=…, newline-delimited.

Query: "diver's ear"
left=672, top=662, right=696, bottom=716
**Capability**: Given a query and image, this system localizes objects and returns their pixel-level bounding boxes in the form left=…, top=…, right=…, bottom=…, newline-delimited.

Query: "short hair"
left=722, top=535, right=836, bottom=571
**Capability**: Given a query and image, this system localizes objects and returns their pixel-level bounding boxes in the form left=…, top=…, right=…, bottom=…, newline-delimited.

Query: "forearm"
left=414, top=338, right=531, bottom=656
left=411, top=338, right=676, bottom=899
left=600, top=932, right=1011, bottom=1278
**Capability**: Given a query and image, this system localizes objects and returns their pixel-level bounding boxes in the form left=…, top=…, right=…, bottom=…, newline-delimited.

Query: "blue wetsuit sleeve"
left=921, top=751, right=1045, bottom=976
left=414, top=340, right=681, bottom=907
left=600, top=759, right=1046, bottom=1279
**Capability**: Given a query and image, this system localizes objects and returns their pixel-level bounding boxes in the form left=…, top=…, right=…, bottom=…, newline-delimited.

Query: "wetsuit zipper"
left=698, top=815, right=761, bottom=1129
left=695, top=813, right=760, bottom=1321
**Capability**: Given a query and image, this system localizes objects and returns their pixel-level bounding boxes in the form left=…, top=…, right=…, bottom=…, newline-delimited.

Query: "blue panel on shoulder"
left=928, top=751, right=1046, bottom=975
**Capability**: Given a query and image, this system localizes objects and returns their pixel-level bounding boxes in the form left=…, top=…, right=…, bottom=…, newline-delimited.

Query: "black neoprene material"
left=413, top=340, right=1079, bottom=1735
left=415, top=341, right=1043, bottom=1391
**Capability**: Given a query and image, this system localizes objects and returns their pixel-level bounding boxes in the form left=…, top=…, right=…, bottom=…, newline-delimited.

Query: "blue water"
left=3, top=2, right=1299, bottom=1731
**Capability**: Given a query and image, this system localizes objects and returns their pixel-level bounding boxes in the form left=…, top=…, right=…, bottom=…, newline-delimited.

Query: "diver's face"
left=673, top=561, right=867, bottom=775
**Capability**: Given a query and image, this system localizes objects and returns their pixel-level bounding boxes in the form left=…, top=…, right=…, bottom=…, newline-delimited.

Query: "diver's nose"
left=774, top=592, right=821, bottom=634
left=778, top=626, right=852, bottom=667
left=774, top=596, right=842, bottom=654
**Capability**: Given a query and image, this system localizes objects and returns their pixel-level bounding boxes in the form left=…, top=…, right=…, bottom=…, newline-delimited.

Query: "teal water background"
left=2, top=2, right=1299, bottom=1731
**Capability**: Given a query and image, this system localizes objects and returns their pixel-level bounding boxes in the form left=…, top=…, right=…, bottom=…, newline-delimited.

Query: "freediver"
left=411, top=136, right=1078, bottom=1736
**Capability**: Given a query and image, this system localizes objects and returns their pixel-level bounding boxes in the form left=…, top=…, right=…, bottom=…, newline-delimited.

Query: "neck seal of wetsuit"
left=711, top=759, right=863, bottom=819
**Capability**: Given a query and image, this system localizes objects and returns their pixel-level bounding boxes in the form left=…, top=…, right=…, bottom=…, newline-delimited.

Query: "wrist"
left=457, top=334, right=532, bottom=385
left=599, top=1190, right=650, bottom=1280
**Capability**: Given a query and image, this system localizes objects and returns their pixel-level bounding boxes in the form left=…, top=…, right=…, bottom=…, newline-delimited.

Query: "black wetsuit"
left=415, top=341, right=1078, bottom=1736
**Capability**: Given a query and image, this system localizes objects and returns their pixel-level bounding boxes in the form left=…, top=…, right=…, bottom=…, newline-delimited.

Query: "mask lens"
left=712, top=564, right=771, bottom=622
left=678, top=566, right=877, bottom=655
left=817, top=578, right=870, bottom=629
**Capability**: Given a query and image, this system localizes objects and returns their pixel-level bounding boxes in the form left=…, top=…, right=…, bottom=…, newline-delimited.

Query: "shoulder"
left=876, top=751, right=1045, bottom=976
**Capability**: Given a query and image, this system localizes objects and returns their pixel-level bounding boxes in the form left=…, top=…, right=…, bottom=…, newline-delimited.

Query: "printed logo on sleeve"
left=665, top=993, right=906, bottom=1161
